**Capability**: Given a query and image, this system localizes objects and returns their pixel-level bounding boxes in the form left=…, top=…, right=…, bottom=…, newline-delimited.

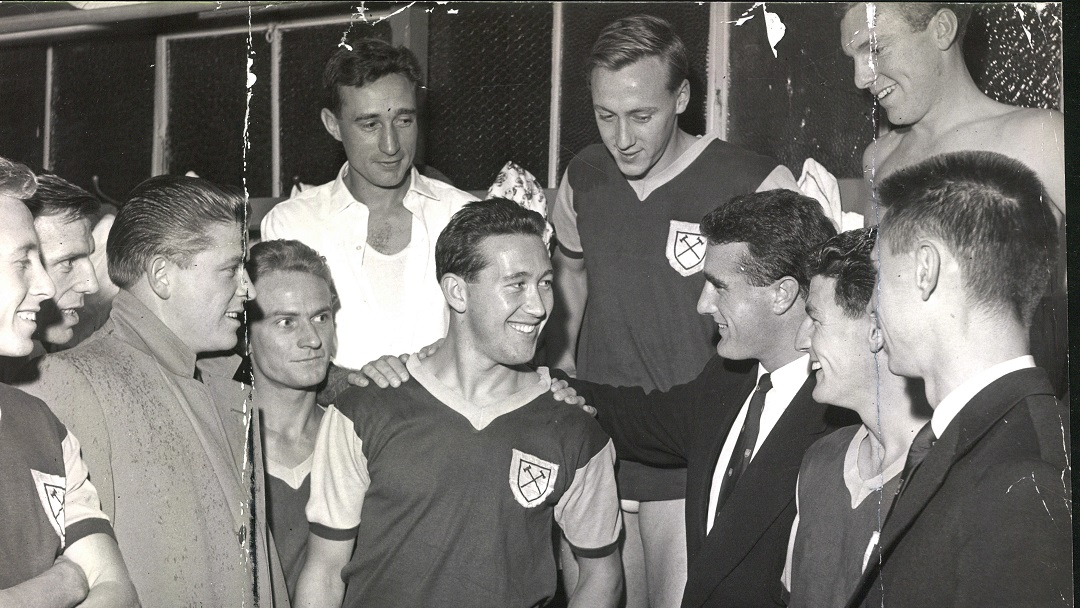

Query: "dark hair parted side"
left=810, top=227, right=878, bottom=319
left=701, top=189, right=837, bottom=298
left=107, top=175, right=245, bottom=289
left=586, top=14, right=688, bottom=93
left=24, top=174, right=101, bottom=224
left=0, top=155, right=36, bottom=200
left=247, top=239, right=338, bottom=306
left=323, top=38, right=422, bottom=115
left=436, top=198, right=547, bottom=283
left=877, top=151, right=1056, bottom=326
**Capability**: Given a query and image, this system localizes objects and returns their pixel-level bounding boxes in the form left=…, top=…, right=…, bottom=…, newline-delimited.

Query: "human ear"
left=868, top=313, right=885, bottom=353
left=930, top=8, right=960, bottom=50
left=913, top=241, right=940, bottom=302
left=321, top=108, right=343, bottom=142
left=675, top=79, right=691, bottom=115
left=441, top=274, right=467, bottom=314
left=772, top=276, right=801, bottom=315
left=147, top=256, right=171, bottom=299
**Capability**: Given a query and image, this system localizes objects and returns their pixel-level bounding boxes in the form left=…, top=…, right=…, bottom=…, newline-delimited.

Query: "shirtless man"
left=840, top=2, right=1067, bottom=396
left=841, top=2, right=1064, bottom=219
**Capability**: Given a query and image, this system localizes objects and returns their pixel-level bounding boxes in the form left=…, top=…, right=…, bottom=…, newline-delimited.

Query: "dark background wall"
left=0, top=2, right=1063, bottom=196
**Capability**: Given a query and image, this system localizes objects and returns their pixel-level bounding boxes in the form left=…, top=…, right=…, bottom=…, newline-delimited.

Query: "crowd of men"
left=0, top=3, right=1069, bottom=608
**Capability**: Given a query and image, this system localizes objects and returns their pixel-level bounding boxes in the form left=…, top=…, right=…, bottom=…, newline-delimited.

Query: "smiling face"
left=250, top=270, right=336, bottom=393
left=323, top=73, right=418, bottom=199
left=0, top=195, right=55, bottom=356
left=33, top=214, right=99, bottom=346
left=841, top=3, right=945, bottom=126
left=696, top=242, right=781, bottom=364
left=589, top=56, right=689, bottom=179
left=159, top=222, right=253, bottom=355
left=795, top=276, right=876, bottom=410
left=460, top=233, right=553, bottom=367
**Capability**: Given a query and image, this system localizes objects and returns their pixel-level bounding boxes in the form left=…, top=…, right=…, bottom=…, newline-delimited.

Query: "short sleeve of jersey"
left=554, top=438, right=621, bottom=557
left=306, top=405, right=371, bottom=540
left=62, top=429, right=114, bottom=547
left=549, top=173, right=582, bottom=256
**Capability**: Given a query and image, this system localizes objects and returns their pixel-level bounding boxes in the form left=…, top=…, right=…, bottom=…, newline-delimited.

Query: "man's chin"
left=40, top=326, right=75, bottom=348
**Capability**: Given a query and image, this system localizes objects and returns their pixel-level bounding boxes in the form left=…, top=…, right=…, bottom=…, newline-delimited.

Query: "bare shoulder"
left=863, top=130, right=906, bottom=181
left=1001, top=106, right=1063, bottom=134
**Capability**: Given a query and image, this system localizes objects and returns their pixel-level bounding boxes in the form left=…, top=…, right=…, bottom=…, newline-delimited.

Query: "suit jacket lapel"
left=685, top=376, right=827, bottom=606
left=693, top=370, right=757, bottom=538
left=847, top=368, right=1055, bottom=607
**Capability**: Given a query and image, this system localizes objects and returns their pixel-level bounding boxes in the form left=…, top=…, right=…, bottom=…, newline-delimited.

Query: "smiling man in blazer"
left=562, top=188, right=858, bottom=607
left=845, top=151, right=1071, bottom=607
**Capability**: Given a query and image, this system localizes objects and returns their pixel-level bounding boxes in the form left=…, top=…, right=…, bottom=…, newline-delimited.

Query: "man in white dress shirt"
left=262, top=38, right=475, bottom=372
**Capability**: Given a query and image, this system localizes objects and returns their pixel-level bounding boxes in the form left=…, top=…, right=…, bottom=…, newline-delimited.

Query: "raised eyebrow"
left=394, top=108, right=417, bottom=117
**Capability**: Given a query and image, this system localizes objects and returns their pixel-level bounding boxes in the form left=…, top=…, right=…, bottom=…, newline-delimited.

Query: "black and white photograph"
left=0, top=2, right=1070, bottom=607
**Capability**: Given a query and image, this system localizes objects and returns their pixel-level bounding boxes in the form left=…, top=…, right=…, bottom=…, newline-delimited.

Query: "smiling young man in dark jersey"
left=297, top=199, right=622, bottom=608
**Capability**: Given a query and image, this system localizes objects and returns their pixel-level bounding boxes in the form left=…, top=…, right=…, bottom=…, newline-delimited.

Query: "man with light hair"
left=547, top=16, right=802, bottom=606
left=22, top=175, right=288, bottom=606
left=0, top=156, right=138, bottom=607
left=839, top=1, right=1067, bottom=396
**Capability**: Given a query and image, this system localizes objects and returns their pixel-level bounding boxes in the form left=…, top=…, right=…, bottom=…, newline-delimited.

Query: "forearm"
left=294, top=535, right=352, bottom=608
left=64, top=533, right=139, bottom=608
left=564, top=375, right=690, bottom=467
left=567, top=551, right=623, bottom=608
left=547, top=249, right=587, bottom=373
left=80, top=581, right=140, bottom=608
left=0, top=559, right=87, bottom=608
left=294, top=566, right=345, bottom=608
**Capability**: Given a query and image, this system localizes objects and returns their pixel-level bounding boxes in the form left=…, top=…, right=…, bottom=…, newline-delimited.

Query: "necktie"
left=896, top=422, right=936, bottom=500
left=715, top=372, right=772, bottom=520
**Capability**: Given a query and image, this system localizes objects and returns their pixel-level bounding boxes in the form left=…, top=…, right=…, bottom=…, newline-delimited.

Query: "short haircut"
left=586, top=14, right=688, bottom=93
left=24, top=174, right=101, bottom=224
left=809, top=227, right=878, bottom=319
left=247, top=239, right=338, bottom=306
left=843, top=3, right=974, bottom=44
left=877, top=151, right=1056, bottom=326
left=436, top=198, right=547, bottom=283
left=700, top=189, right=838, bottom=298
left=0, top=156, right=36, bottom=200
left=323, top=38, right=422, bottom=114
left=108, top=175, right=245, bottom=289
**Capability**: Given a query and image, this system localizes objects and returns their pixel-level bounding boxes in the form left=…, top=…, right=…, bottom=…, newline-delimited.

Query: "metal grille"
left=166, top=33, right=273, bottom=196
left=727, top=2, right=873, bottom=179
left=0, top=45, right=46, bottom=172
left=278, top=20, right=392, bottom=190
left=426, top=2, right=553, bottom=191
left=557, top=2, right=711, bottom=180
left=51, top=36, right=155, bottom=199
left=965, top=3, right=1062, bottom=109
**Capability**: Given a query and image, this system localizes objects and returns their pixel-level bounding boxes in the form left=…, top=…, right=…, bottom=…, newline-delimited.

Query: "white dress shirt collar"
left=930, top=355, right=1035, bottom=438
left=328, top=164, right=439, bottom=216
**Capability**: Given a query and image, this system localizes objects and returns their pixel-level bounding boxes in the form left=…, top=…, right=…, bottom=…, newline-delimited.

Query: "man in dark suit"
left=562, top=189, right=856, bottom=607
left=845, top=151, right=1071, bottom=607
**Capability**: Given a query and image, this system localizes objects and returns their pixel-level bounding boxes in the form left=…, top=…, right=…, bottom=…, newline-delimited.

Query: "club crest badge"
left=509, top=449, right=559, bottom=508
left=31, top=469, right=66, bottom=547
left=666, top=220, right=706, bottom=277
